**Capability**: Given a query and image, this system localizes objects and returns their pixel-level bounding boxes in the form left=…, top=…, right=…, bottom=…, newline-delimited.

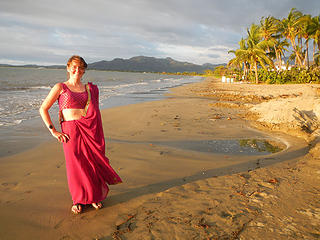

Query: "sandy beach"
left=0, top=77, right=319, bottom=239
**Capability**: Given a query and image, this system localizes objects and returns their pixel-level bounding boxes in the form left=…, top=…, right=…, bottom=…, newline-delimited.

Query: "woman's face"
left=67, top=61, right=86, bottom=80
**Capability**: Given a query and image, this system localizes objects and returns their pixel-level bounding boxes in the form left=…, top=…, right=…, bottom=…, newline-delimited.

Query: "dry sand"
left=0, top=77, right=319, bottom=239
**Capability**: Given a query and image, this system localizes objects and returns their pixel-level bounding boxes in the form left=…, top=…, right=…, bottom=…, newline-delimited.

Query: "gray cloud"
left=0, top=0, right=319, bottom=65
left=206, top=54, right=221, bottom=59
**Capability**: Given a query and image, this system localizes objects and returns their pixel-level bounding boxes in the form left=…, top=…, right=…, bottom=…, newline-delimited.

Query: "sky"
left=0, top=0, right=319, bottom=66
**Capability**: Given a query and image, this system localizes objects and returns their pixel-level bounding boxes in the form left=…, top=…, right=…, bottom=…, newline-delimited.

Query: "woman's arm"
left=39, top=83, right=69, bottom=143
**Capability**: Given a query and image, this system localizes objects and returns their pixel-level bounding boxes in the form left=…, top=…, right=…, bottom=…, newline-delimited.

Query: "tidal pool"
left=152, top=139, right=286, bottom=156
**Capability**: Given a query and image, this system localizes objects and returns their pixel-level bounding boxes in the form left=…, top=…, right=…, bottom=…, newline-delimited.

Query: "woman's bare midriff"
left=62, top=109, right=86, bottom=121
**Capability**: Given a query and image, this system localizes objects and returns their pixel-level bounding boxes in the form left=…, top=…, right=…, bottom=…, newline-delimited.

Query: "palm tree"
left=280, top=8, right=303, bottom=67
left=297, top=14, right=313, bottom=68
left=228, top=8, right=320, bottom=84
left=274, top=38, right=290, bottom=70
left=308, top=15, right=320, bottom=65
left=260, top=16, right=278, bottom=54
left=228, top=38, right=250, bottom=80
left=245, top=24, right=274, bottom=83
left=229, top=24, right=274, bottom=83
left=314, top=51, right=320, bottom=66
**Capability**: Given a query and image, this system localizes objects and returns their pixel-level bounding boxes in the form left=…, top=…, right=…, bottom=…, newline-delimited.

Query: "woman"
left=39, top=55, right=122, bottom=214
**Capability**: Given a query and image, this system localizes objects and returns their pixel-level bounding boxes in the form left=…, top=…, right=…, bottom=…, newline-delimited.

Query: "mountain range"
left=87, top=56, right=224, bottom=73
left=1, top=56, right=225, bottom=73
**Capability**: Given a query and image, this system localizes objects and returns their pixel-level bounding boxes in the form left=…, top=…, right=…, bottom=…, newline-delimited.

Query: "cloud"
left=0, top=0, right=319, bottom=65
left=155, top=43, right=232, bottom=64
left=206, top=54, right=220, bottom=59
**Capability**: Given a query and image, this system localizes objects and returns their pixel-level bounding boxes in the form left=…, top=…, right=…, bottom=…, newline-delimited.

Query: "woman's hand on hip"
left=51, top=130, right=70, bottom=143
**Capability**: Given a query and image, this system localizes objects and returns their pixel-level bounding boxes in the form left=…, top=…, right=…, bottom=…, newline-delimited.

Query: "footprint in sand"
left=56, top=161, right=65, bottom=169
left=1, top=182, right=18, bottom=189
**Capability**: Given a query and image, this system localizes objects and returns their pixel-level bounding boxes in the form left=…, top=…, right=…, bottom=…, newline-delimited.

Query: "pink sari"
left=61, top=82, right=122, bottom=205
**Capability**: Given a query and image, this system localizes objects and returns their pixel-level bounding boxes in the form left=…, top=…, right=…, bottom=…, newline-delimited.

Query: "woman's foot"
left=92, top=202, right=103, bottom=210
left=71, top=204, right=82, bottom=214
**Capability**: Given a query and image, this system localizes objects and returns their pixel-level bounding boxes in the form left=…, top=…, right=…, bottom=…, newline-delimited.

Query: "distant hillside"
left=0, top=64, right=13, bottom=67
left=1, top=56, right=225, bottom=73
left=0, top=63, right=65, bottom=69
left=88, top=56, right=224, bottom=73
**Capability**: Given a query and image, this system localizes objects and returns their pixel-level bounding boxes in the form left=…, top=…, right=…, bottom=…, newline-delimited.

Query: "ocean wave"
left=0, top=119, right=23, bottom=127
left=29, top=86, right=52, bottom=90
left=151, top=78, right=181, bottom=82
left=100, top=81, right=148, bottom=90
left=0, top=85, right=51, bottom=92
left=162, top=78, right=181, bottom=82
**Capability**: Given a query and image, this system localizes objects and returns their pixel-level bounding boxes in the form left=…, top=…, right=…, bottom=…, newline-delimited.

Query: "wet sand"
left=0, top=77, right=319, bottom=239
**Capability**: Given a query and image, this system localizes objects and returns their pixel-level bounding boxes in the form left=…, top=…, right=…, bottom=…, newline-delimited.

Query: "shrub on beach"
left=246, top=67, right=320, bottom=84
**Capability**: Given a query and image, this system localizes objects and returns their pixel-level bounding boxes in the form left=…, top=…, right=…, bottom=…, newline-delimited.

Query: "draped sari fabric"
left=61, top=82, right=122, bottom=205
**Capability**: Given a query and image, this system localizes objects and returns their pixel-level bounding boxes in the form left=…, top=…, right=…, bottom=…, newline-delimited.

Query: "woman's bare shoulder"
left=51, top=82, right=65, bottom=94
left=53, top=82, right=64, bottom=88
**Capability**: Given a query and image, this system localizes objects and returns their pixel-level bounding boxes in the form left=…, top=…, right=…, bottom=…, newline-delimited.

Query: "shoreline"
left=0, top=75, right=203, bottom=158
left=0, top=77, right=319, bottom=239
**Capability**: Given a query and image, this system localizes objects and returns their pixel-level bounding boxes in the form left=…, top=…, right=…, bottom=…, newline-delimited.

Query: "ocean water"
left=0, top=67, right=203, bottom=157
left=0, top=67, right=202, bottom=127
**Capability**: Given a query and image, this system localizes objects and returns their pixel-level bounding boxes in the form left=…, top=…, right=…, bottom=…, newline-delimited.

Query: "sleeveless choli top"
left=58, top=83, right=88, bottom=111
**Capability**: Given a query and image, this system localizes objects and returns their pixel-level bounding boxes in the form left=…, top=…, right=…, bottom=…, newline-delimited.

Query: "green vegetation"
left=163, top=71, right=203, bottom=76
left=227, top=8, right=320, bottom=84
left=248, top=67, right=320, bottom=84
left=160, top=70, right=220, bottom=77
left=239, top=139, right=283, bottom=153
